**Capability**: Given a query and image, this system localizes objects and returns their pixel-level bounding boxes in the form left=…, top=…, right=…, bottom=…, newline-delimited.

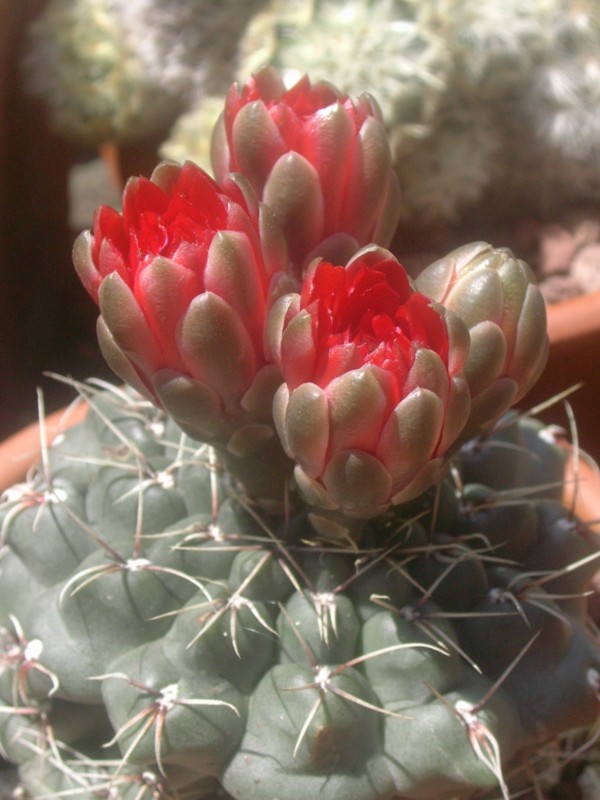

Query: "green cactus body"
left=1, top=384, right=599, bottom=799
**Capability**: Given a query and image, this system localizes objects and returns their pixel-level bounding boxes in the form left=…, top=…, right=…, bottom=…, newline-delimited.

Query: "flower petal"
left=404, top=349, right=449, bottom=400
left=509, top=284, right=548, bottom=397
left=263, top=152, right=325, bottom=273
left=204, top=230, right=266, bottom=350
left=326, top=368, right=391, bottom=455
left=464, top=320, right=507, bottom=397
left=342, top=116, right=394, bottom=243
left=136, top=256, right=199, bottom=372
left=153, top=370, right=230, bottom=441
left=294, top=465, right=339, bottom=511
left=285, top=383, right=329, bottom=479
left=279, top=310, right=317, bottom=390
left=377, top=388, right=444, bottom=487
left=298, top=102, right=355, bottom=232
left=72, top=230, right=102, bottom=302
left=96, top=317, right=156, bottom=402
left=178, top=292, right=257, bottom=408
left=98, top=272, right=164, bottom=375
left=322, top=450, right=393, bottom=518
left=231, top=101, right=287, bottom=194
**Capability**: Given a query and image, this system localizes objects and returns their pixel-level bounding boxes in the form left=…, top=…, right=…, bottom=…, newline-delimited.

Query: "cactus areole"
left=2, top=68, right=599, bottom=800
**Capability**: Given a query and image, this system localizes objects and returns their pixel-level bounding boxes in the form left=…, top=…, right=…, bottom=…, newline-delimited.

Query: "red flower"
left=267, top=246, right=471, bottom=518
left=73, top=160, right=285, bottom=442
left=211, top=67, right=401, bottom=274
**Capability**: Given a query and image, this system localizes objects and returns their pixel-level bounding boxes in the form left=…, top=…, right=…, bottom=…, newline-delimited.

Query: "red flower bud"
left=415, top=243, right=549, bottom=438
left=73, top=160, right=285, bottom=443
left=267, top=246, right=471, bottom=518
left=211, top=67, right=401, bottom=275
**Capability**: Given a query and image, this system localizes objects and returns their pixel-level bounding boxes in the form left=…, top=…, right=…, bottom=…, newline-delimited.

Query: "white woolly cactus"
left=24, top=0, right=268, bottom=146
left=24, top=0, right=171, bottom=146
left=427, top=0, right=555, bottom=94
left=522, top=0, right=600, bottom=164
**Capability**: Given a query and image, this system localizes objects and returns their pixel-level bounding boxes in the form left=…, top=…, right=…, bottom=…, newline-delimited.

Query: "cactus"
left=2, top=67, right=600, bottom=799
left=1, top=382, right=599, bottom=800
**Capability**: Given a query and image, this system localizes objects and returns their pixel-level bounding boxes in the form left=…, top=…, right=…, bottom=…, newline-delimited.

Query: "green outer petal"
left=263, top=152, right=325, bottom=269
left=464, top=320, right=507, bottom=397
left=273, top=382, right=292, bottom=458
left=304, top=102, right=355, bottom=232
left=178, top=292, right=257, bottom=409
left=137, top=256, right=197, bottom=373
left=347, top=115, right=395, bottom=243
left=516, top=333, right=550, bottom=401
left=459, top=377, right=519, bottom=442
left=405, top=349, right=449, bottom=401
left=509, top=284, right=548, bottom=396
left=438, top=375, right=471, bottom=453
left=210, top=111, right=231, bottom=185
left=98, top=272, right=164, bottom=375
left=390, top=457, right=445, bottom=505
left=226, top=424, right=275, bottom=459
left=497, top=259, right=531, bottom=358
left=232, top=101, right=287, bottom=195
left=326, top=367, right=390, bottom=455
left=447, top=269, right=504, bottom=328
left=294, top=464, right=339, bottom=510
left=285, top=383, right=329, bottom=479
left=149, top=160, right=182, bottom=193
left=72, top=230, right=100, bottom=300
left=265, top=293, right=301, bottom=365
left=414, top=250, right=460, bottom=302
left=322, top=449, right=393, bottom=518
left=345, top=243, right=395, bottom=271
left=258, top=202, right=289, bottom=279
left=280, top=310, right=317, bottom=389
left=371, top=168, right=402, bottom=249
left=377, top=388, right=444, bottom=486
left=204, top=230, right=265, bottom=350
left=241, top=364, right=283, bottom=418
left=441, top=306, right=471, bottom=376
left=153, top=370, right=231, bottom=442
left=222, top=171, right=260, bottom=220
left=96, top=317, right=156, bottom=402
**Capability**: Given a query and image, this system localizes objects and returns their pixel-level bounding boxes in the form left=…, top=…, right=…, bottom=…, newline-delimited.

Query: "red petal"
left=92, top=205, right=127, bottom=265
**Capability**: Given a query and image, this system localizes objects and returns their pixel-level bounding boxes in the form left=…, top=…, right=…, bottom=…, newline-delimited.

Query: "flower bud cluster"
left=74, top=68, right=548, bottom=521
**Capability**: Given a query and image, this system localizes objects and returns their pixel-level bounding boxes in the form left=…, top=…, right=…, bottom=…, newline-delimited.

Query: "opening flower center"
left=305, top=258, right=449, bottom=385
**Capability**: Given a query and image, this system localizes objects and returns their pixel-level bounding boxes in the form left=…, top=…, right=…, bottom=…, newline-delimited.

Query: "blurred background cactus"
left=23, top=0, right=269, bottom=146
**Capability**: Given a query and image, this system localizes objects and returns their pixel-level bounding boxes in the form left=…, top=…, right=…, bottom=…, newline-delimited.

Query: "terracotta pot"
left=522, top=290, right=600, bottom=465
left=563, top=444, right=600, bottom=621
left=0, top=403, right=87, bottom=494
left=562, top=443, right=600, bottom=536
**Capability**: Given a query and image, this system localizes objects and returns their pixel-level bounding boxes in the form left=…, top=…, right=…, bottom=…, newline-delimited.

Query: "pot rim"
left=0, top=402, right=87, bottom=493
